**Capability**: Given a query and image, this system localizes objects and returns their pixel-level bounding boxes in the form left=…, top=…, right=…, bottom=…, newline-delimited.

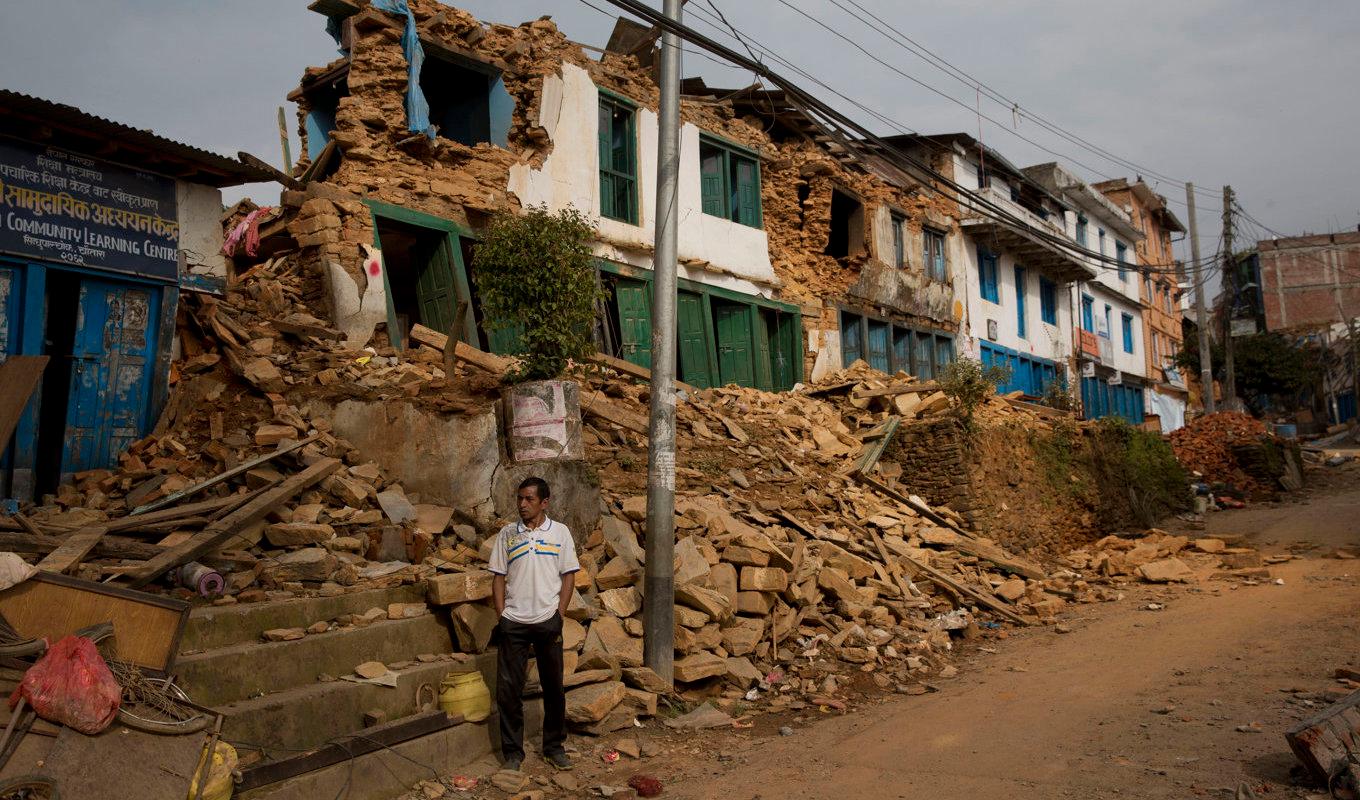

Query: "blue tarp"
left=368, top=0, right=436, bottom=139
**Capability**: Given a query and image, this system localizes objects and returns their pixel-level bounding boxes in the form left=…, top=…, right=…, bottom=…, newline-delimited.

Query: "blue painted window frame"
left=1081, top=294, right=1094, bottom=332
left=1014, top=265, right=1027, bottom=339
left=978, top=247, right=999, bottom=303
left=1039, top=277, right=1057, bottom=326
left=1121, top=312, right=1135, bottom=353
left=1076, top=214, right=1088, bottom=247
left=923, top=228, right=947, bottom=282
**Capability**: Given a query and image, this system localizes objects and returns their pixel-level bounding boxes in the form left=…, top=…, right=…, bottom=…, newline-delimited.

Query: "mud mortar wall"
left=889, top=418, right=1101, bottom=557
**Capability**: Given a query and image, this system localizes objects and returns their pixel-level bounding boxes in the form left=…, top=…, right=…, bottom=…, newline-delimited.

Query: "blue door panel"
left=62, top=279, right=159, bottom=479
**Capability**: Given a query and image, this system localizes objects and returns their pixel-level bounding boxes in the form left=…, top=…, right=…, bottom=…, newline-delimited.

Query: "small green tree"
left=471, top=205, right=603, bottom=382
left=938, top=357, right=1012, bottom=431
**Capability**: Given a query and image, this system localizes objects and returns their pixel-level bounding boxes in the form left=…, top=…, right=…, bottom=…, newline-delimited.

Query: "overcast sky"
left=4, top=0, right=1358, bottom=274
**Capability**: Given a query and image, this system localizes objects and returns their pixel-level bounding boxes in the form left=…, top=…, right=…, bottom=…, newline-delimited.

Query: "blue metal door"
left=61, top=279, right=159, bottom=478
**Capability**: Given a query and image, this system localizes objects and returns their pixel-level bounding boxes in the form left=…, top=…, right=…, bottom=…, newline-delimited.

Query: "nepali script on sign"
left=0, top=137, right=179, bottom=280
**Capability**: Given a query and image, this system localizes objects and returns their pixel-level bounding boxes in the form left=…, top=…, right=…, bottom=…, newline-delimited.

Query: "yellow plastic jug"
left=439, top=670, right=491, bottom=722
left=188, top=740, right=237, bottom=800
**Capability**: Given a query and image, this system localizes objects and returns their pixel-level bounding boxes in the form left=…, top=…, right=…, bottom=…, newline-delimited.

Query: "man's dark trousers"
left=496, top=613, right=567, bottom=761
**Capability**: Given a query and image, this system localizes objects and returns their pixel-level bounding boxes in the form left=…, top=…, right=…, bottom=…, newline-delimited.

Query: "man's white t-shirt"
left=487, top=516, right=581, bottom=624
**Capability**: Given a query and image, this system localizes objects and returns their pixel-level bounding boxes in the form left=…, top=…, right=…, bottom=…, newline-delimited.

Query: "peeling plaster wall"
left=177, top=181, right=227, bottom=280
left=508, top=63, right=777, bottom=298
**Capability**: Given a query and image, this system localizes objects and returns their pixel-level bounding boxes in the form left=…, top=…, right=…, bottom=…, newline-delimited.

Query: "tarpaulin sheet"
left=369, top=0, right=435, bottom=139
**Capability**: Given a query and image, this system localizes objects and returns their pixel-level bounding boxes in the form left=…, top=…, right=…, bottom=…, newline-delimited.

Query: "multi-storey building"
left=1025, top=163, right=1147, bottom=423
left=1094, top=178, right=1188, bottom=431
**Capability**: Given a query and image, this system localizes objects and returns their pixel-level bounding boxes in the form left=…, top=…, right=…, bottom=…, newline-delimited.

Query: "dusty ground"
left=512, top=461, right=1360, bottom=800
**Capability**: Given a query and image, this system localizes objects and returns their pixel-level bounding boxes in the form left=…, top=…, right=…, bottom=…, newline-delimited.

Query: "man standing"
left=489, top=477, right=579, bottom=772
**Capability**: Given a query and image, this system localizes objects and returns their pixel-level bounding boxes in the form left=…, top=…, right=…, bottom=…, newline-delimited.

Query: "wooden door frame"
left=364, top=200, right=478, bottom=351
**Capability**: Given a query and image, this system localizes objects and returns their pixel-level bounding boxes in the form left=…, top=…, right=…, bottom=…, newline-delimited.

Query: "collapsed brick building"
left=272, top=0, right=967, bottom=391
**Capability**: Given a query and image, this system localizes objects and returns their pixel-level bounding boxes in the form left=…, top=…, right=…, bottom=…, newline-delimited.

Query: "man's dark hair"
left=518, top=477, right=551, bottom=500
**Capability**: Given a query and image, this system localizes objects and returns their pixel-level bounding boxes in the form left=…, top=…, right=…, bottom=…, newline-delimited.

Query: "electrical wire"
left=826, top=0, right=1220, bottom=203
left=674, top=1, right=1206, bottom=275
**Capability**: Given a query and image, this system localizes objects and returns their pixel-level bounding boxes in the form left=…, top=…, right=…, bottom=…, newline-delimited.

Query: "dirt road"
left=653, top=469, right=1360, bottom=800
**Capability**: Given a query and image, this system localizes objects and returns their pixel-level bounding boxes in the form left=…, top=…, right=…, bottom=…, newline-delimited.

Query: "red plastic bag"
left=10, top=635, right=121, bottom=734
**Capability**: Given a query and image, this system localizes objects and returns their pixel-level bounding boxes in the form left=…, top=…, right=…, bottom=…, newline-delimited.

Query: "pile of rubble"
left=1169, top=412, right=1272, bottom=494
left=1062, top=529, right=1274, bottom=583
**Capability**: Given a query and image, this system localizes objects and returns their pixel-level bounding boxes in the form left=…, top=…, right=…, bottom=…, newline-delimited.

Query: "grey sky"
left=5, top=0, right=1357, bottom=275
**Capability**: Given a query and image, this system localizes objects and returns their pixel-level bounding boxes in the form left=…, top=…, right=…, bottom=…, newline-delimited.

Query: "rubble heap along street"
left=0, top=0, right=1355, bottom=799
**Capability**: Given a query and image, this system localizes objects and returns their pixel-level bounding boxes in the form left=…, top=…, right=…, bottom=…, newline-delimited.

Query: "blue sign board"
left=0, top=136, right=179, bottom=280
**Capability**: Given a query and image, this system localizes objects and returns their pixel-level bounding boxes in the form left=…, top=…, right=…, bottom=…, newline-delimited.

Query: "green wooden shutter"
left=753, top=308, right=773, bottom=391
left=733, top=155, right=760, bottom=227
left=614, top=280, right=652, bottom=369
left=598, top=101, right=615, bottom=220
left=676, top=291, right=713, bottom=389
left=700, top=146, right=726, bottom=217
left=714, top=302, right=754, bottom=387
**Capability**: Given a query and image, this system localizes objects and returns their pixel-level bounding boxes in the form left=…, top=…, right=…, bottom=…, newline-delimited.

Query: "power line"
left=677, top=1, right=1204, bottom=275
left=827, top=0, right=1220, bottom=203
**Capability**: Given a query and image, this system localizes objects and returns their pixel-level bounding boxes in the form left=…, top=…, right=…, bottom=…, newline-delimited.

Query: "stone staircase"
left=175, top=585, right=529, bottom=800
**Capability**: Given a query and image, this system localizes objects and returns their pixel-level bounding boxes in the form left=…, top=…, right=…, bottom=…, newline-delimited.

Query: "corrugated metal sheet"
left=0, top=89, right=276, bottom=187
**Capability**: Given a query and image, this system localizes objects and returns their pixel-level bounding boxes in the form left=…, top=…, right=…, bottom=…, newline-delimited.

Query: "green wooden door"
left=615, top=279, right=652, bottom=369
left=415, top=238, right=458, bottom=335
left=753, top=308, right=773, bottom=391
left=677, top=291, right=713, bottom=388
left=770, top=312, right=798, bottom=391
left=714, top=301, right=754, bottom=387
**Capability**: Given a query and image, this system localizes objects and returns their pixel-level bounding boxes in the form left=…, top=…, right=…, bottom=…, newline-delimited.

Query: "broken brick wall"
left=888, top=417, right=1102, bottom=556
left=760, top=139, right=964, bottom=380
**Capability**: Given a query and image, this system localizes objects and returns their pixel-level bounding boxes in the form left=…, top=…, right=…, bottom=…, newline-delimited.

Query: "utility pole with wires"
left=1186, top=183, right=1215, bottom=415
left=1221, top=185, right=1238, bottom=411
left=642, top=0, right=681, bottom=688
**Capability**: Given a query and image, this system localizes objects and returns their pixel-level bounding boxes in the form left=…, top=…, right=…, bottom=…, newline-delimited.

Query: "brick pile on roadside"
left=1168, top=412, right=1272, bottom=494
left=1062, top=529, right=1273, bottom=584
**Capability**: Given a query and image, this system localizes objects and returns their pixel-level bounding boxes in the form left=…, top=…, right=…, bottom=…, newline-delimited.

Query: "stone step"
left=238, top=704, right=544, bottom=800
left=181, top=584, right=427, bottom=653
left=220, top=653, right=497, bottom=754
left=179, top=612, right=455, bottom=707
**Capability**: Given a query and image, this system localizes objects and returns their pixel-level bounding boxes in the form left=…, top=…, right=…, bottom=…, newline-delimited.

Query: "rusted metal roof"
left=0, top=90, right=277, bottom=187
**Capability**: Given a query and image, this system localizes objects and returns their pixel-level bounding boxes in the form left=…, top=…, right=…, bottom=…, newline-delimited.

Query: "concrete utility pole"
left=642, top=0, right=681, bottom=687
left=1186, top=183, right=1215, bottom=415
left=1221, top=185, right=1238, bottom=411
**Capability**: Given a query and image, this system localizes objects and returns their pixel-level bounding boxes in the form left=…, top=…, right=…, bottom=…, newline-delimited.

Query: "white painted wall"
left=508, top=63, right=777, bottom=299
left=959, top=232, right=1073, bottom=366
left=176, top=181, right=227, bottom=279
left=1062, top=207, right=1140, bottom=305
left=1076, top=281, right=1145, bottom=378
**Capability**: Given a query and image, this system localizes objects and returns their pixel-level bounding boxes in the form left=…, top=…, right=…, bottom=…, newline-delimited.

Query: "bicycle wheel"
left=0, top=774, right=58, bottom=800
left=116, top=679, right=212, bottom=736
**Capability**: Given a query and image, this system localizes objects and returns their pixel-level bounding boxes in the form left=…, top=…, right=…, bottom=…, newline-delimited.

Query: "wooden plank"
left=0, top=530, right=161, bottom=560
left=120, top=458, right=343, bottom=587
left=129, top=435, right=318, bottom=515
left=237, top=151, right=304, bottom=190
left=590, top=352, right=697, bottom=393
left=804, top=379, right=858, bottom=397
left=0, top=572, right=189, bottom=674
left=900, top=553, right=1030, bottom=626
left=853, top=416, right=900, bottom=476
left=235, top=710, right=460, bottom=792
left=850, top=381, right=935, bottom=400
left=409, top=324, right=519, bottom=375
left=0, top=355, right=48, bottom=448
left=11, top=513, right=44, bottom=537
left=865, top=526, right=922, bottom=599
left=580, top=393, right=649, bottom=437
left=36, top=526, right=108, bottom=574
left=855, top=474, right=1044, bottom=579
left=1003, top=396, right=1072, bottom=419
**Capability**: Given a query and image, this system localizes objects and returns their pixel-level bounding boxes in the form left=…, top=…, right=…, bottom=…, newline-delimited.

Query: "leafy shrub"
left=938, top=357, right=1012, bottom=431
left=471, top=205, right=603, bottom=382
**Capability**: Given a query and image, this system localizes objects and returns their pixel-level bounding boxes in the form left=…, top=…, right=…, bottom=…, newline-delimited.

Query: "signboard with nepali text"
left=0, top=136, right=179, bottom=280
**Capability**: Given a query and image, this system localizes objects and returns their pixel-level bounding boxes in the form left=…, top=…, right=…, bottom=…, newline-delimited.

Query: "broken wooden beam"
left=900, top=553, right=1030, bottom=626
left=853, top=416, right=900, bottom=477
left=0, top=531, right=161, bottom=561
left=407, top=324, right=517, bottom=375
left=849, top=381, right=935, bottom=400
left=590, top=352, right=697, bottom=394
left=0, top=356, right=48, bottom=449
left=129, top=435, right=319, bottom=515
left=580, top=392, right=649, bottom=437
left=36, top=526, right=109, bottom=575
left=120, top=458, right=343, bottom=588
